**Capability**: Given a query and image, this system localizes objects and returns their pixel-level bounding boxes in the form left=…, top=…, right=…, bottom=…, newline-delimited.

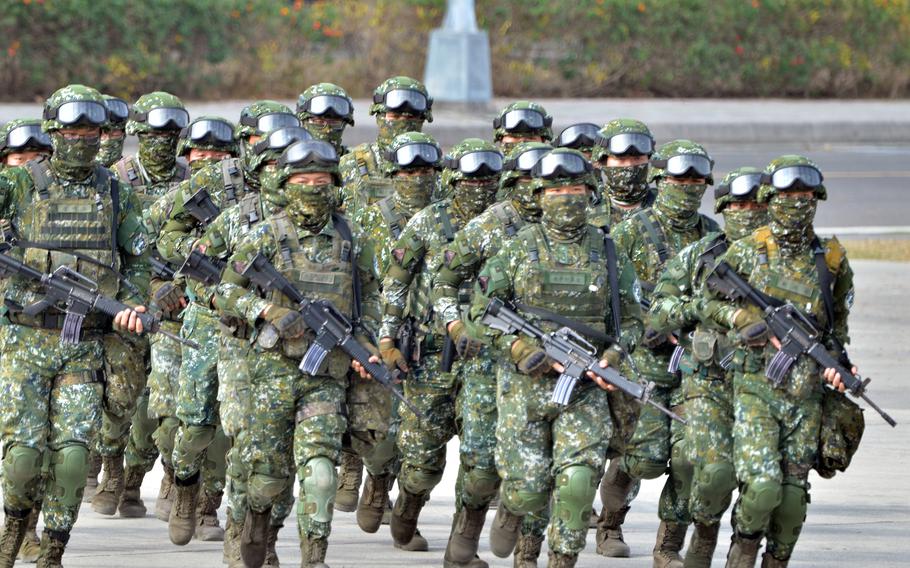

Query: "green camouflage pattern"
left=236, top=100, right=296, bottom=139
left=338, top=142, right=393, bottom=217
left=126, top=91, right=185, bottom=136
left=178, top=115, right=237, bottom=156
left=297, top=82, right=354, bottom=125
left=586, top=185, right=656, bottom=229
left=649, top=139, right=714, bottom=185
left=589, top=118, right=653, bottom=163
left=1, top=119, right=51, bottom=159
left=369, top=76, right=432, bottom=121
left=42, top=84, right=107, bottom=132
left=759, top=154, right=827, bottom=203
left=101, top=94, right=128, bottom=126
left=96, top=333, right=147, bottom=459
left=441, top=137, right=499, bottom=188
left=715, top=166, right=764, bottom=213
left=493, top=100, right=553, bottom=142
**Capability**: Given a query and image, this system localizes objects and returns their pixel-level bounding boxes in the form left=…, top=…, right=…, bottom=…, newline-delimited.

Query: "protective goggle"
left=652, top=154, right=713, bottom=178
left=386, top=142, right=441, bottom=168
left=2, top=124, right=52, bottom=151
left=715, top=172, right=764, bottom=200
left=104, top=98, right=130, bottom=122
left=251, top=126, right=312, bottom=155
left=131, top=107, right=190, bottom=130
left=298, top=95, right=353, bottom=119
left=43, top=100, right=108, bottom=126
left=493, top=108, right=552, bottom=132
left=373, top=88, right=431, bottom=115
left=767, top=165, right=823, bottom=190
left=182, top=118, right=235, bottom=145
left=277, top=139, right=339, bottom=168
left=556, top=123, right=600, bottom=149
left=595, top=132, right=654, bottom=156
left=532, top=151, right=593, bottom=179
left=503, top=147, right=550, bottom=172
left=239, top=112, right=300, bottom=134
left=443, top=150, right=503, bottom=176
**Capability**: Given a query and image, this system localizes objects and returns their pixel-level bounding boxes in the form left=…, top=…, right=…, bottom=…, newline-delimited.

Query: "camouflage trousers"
left=495, top=362, right=611, bottom=556
left=97, top=334, right=147, bottom=459
left=344, top=364, right=396, bottom=477
left=732, top=370, right=823, bottom=561
left=146, top=320, right=182, bottom=472
left=0, top=324, right=103, bottom=533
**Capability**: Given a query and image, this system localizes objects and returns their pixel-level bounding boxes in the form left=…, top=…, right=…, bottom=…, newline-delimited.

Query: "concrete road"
left=40, top=259, right=910, bottom=567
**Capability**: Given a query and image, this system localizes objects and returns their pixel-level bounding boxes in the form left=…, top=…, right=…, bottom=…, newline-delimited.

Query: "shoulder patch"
left=823, top=235, right=846, bottom=274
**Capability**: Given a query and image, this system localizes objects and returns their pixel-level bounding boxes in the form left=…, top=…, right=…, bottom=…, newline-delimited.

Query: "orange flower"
left=280, top=6, right=289, bottom=16
left=637, top=2, right=646, bottom=12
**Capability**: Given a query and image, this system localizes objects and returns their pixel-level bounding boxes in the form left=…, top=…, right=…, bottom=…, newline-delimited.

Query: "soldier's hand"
left=823, top=365, right=856, bottom=393
left=447, top=320, right=484, bottom=359
left=263, top=305, right=306, bottom=339
left=641, top=327, right=669, bottom=349
left=733, top=308, right=770, bottom=346
left=511, top=338, right=551, bottom=375
left=152, top=282, right=187, bottom=313
left=351, top=355, right=383, bottom=380
left=586, top=359, right=618, bottom=392
left=379, top=337, right=408, bottom=373
left=114, top=305, right=146, bottom=335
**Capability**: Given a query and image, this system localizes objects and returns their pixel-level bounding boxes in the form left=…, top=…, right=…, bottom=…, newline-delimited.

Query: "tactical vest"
left=633, top=208, right=711, bottom=291
left=489, top=200, right=526, bottom=238
left=689, top=234, right=731, bottom=368
left=515, top=224, right=612, bottom=335
left=353, top=144, right=394, bottom=205
left=377, top=196, right=408, bottom=240
left=115, top=156, right=189, bottom=209
left=215, top=158, right=246, bottom=209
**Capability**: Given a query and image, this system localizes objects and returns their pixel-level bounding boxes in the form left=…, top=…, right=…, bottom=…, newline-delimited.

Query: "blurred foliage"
left=1, top=0, right=909, bottom=100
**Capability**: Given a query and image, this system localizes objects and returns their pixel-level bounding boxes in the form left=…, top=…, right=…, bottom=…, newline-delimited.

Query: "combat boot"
left=444, top=555, right=489, bottom=568
left=299, top=534, right=329, bottom=568
left=264, top=523, right=281, bottom=567
left=653, top=520, right=687, bottom=568
left=547, top=550, right=578, bottom=568
left=684, top=522, right=720, bottom=568
left=195, top=489, right=225, bottom=541
left=222, top=513, right=244, bottom=568
left=35, top=529, right=67, bottom=568
left=489, top=506, right=523, bottom=558
left=168, top=472, right=200, bottom=546
left=390, top=487, right=426, bottom=547
left=760, top=552, right=788, bottom=568
left=334, top=452, right=362, bottom=512
left=82, top=452, right=102, bottom=502
left=444, top=505, right=489, bottom=563
left=118, top=465, right=147, bottom=518
left=1, top=508, right=31, bottom=568
left=595, top=506, right=631, bottom=558
left=91, top=455, right=124, bottom=515
left=16, top=504, right=40, bottom=563
left=513, top=532, right=544, bottom=568
left=356, top=472, right=390, bottom=533
left=241, top=507, right=271, bottom=568
left=725, top=532, right=762, bottom=568
left=155, top=462, right=176, bottom=521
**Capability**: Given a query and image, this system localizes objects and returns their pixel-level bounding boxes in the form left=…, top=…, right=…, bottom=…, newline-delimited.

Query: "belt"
left=8, top=312, right=106, bottom=336
left=53, top=370, right=104, bottom=389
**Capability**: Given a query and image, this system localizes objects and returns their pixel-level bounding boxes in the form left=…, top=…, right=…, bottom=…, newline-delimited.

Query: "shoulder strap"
left=239, top=193, right=260, bottom=228
left=490, top=202, right=519, bottom=236
left=97, top=166, right=121, bottom=254
left=221, top=158, right=242, bottom=205
left=115, top=157, right=143, bottom=189
left=377, top=197, right=404, bottom=239
left=174, top=162, right=190, bottom=182
left=600, top=229, right=623, bottom=340
left=435, top=203, right=456, bottom=242
left=812, top=236, right=836, bottom=333
left=636, top=209, right=669, bottom=264
left=331, top=212, right=363, bottom=332
left=26, top=159, right=52, bottom=200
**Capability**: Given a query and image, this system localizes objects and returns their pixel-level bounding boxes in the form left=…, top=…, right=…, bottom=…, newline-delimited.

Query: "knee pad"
left=768, top=483, right=807, bottom=552
left=248, top=472, right=290, bottom=510
left=552, top=465, right=598, bottom=531
left=622, top=455, right=666, bottom=480
left=461, top=466, right=500, bottom=509
left=501, top=481, right=548, bottom=516
left=50, top=445, right=90, bottom=508
left=400, top=465, right=444, bottom=496
left=694, top=462, right=737, bottom=517
left=738, top=479, right=783, bottom=533
left=177, top=424, right=215, bottom=454
left=299, top=457, right=336, bottom=524
left=3, top=445, right=42, bottom=487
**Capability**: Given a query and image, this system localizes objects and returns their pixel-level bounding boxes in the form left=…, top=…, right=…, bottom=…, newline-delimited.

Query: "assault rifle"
left=240, top=253, right=424, bottom=418
left=706, top=260, right=896, bottom=427
left=178, top=249, right=226, bottom=286
left=0, top=249, right=198, bottom=349
left=150, top=252, right=178, bottom=281
left=481, top=298, right=685, bottom=424
left=183, top=188, right=221, bottom=226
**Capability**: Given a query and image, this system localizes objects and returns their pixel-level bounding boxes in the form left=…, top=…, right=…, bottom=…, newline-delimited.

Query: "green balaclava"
left=297, top=82, right=354, bottom=153
left=493, top=100, right=553, bottom=156
left=127, top=91, right=187, bottom=181
left=446, top=138, right=503, bottom=220
left=285, top=180, right=334, bottom=232
left=501, top=142, right=552, bottom=220
left=42, top=84, right=108, bottom=180
left=758, top=155, right=827, bottom=254
left=533, top=149, right=596, bottom=242
left=236, top=100, right=299, bottom=189
left=386, top=131, right=441, bottom=217
left=96, top=94, right=129, bottom=167
left=651, top=139, right=713, bottom=230
left=370, top=76, right=432, bottom=149
left=591, top=118, right=654, bottom=204
left=715, top=167, right=769, bottom=240
left=277, top=140, right=342, bottom=227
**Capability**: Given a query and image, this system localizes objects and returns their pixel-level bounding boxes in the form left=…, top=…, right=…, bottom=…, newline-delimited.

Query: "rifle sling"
left=811, top=236, right=836, bottom=334
left=331, top=212, right=364, bottom=336
left=514, top=302, right=617, bottom=346
left=602, top=230, right=623, bottom=340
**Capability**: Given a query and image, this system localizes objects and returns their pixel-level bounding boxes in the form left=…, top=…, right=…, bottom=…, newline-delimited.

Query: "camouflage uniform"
left=492, top=101, right=553, bottom=158
left=96, top=95, right=129, bottom=168
left=296, top=82, right=354, bottom=157
left=0, top=84, right=149, bottom=565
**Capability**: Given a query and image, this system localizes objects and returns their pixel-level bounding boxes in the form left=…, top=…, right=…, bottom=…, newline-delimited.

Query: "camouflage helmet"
left=177, top=115, right=238, bottom=157
left=383, top=131, right=442, bottom=175
left=441, top=138, right=503, bottom=189
left=499, top=141, right=553, bottom=191
left=126, top=91, right=188, bottom=135
left=649, top=139, right=714, bottom=185
left=554, top=122, right=600, bottom=153
left=714, top=166, right=764, bottom=213
left=758, top=154, right=826, bottom=203
left=296, top=82, right=354, bottom=126
left=1, top=118, right=52, bottom=158
left=531, top=147, right=598, bottom=192
left=101, top=94, right=130, bottom=128
left=493, top=100, right=553, bottom=142
left=42, top=84, right=108, bottom=132
left=247, top=125, right=313, bottom=173
left=591, top=118, right=654, bottom=162
left=237, top=100, right=298, bottom=139
left=369, top=76, right=433, bottom=122
left=277, top=139, right=342, bottom=187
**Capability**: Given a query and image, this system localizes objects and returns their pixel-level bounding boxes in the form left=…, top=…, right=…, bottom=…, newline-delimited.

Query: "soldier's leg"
left=146, top=328, right=183, bottom=521
left=119, top=387, right=159, bottom=518
left=196, top=422, right=229, bottom=541
left=655, top=392, right=691, bottom=568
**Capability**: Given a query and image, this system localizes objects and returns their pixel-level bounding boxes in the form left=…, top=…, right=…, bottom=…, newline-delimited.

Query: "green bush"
left=1, top=0, right=908, bottom=100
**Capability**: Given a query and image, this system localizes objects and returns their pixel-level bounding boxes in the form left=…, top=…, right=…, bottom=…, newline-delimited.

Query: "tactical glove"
left=733, top=307, right=770, bottom=345
left=448, top=320, right=484, bottom=359
left=264, top=306, right=306, bottom=339
left=379, top=337, right=408, bottom=372
left=641, top=327, right=669, bottom=349
left=152, top=282, right=185, bottom=313
left=511, top=338, right=551, bottom=375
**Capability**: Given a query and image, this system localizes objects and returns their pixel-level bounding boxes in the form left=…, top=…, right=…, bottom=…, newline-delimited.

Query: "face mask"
left=285, top=182, right=335, bottom=231
left=393, top=173, right=435, bottom=216
left=259, top=165, right=287, bottom=208
left=51, top=131, right=101, bottom=179
left=188, top=157, right=220, bottom=172
left=540, top=192, right=588, bottom=241
left=769, top=194, right=817, bottom=251
left=509, top=179, right=542, bottom=220
left=96, top=136, right=124, bottom=167
left=138, top=132, right=179, bottom=181
left=655, top=179, right=707, bottom=228
left=377, top=117, right=423, bottom=149
left=304, top=120, right=346, bottom=151
left=722, top=207, right=768, bottom=241
left=453, top=177, right=499, bottom=219
left=601, top=163, right=650, bottom=203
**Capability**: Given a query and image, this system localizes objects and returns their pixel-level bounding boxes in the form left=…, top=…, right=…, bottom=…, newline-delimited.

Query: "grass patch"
left=841, top=238, right=910, bottom=262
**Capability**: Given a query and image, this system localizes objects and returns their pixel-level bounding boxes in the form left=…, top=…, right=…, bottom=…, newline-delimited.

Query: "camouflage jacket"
left=338, top=141, right=391, bottom=218
left=587, top=186, right=657, bottom=230
left=113, top=154, right=189, bottom=213
left=0, top=166, right=31, bottom=222
left=354, top=195, right=416, bottom=280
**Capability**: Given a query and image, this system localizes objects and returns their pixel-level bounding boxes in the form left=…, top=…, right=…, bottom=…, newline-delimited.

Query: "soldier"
left=214, top=139, right=383, bottom=568
left=433, top=140, right=551, bottom=567
left=338, top=76, right=433, bottom=216
left=95, top=95, right=130, bottom=168
left=647, top=168, right=769, bottom=567
left=492, top=101, right=553, bottom=156
left=554, top=123, right=600, bottom=160
left=379, top=138, right=503, bottom=566
left=602, top=139, right=720, bottom=568
left=469, top=148, right=643, bottom=568
left=700, top=156, right=854, bottom=567
left=1, top=119, right=52, bottom=169
left=296, top=82, right=354, bottom=156
left=0, top=84, right=150, bottom=567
